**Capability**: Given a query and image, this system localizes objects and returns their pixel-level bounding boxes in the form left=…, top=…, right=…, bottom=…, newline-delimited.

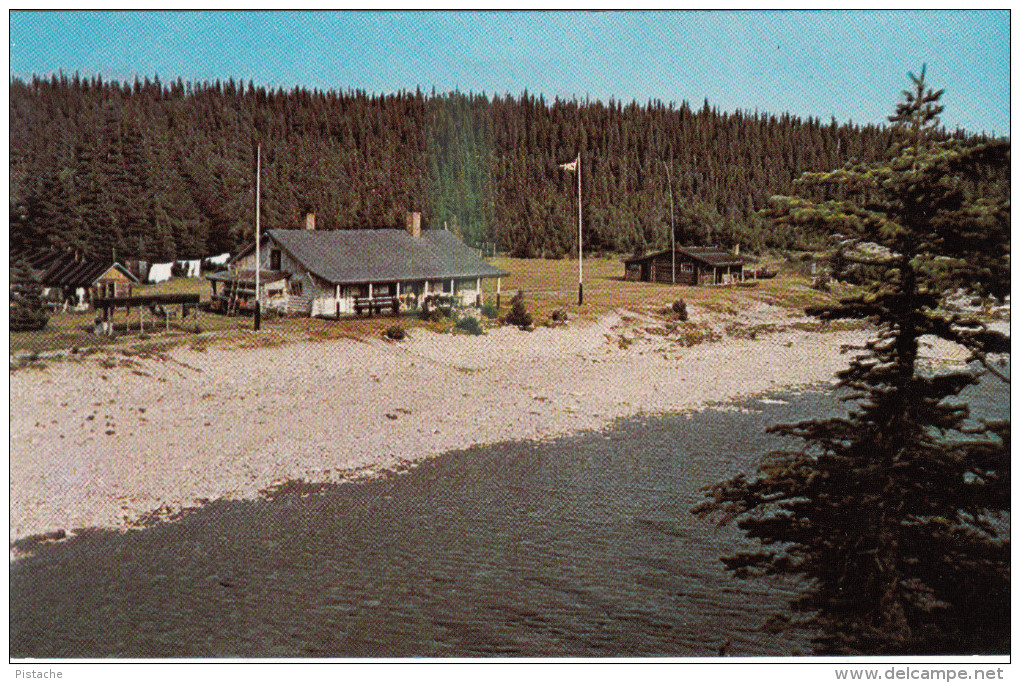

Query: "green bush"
left=503, top=290, right=533, bottom=330
left=420, top=295, right=456, bottom=322
left=384, top=324, right=407, bottom=341
left=480, top=303, right=499, bottom=319
left=550, top=308, right=568, bottom=322
left=455, top=316, right=484, bottom=336
left=419, top=307, right=444, bottom=323
left=671, top=299, right=689, bottom=321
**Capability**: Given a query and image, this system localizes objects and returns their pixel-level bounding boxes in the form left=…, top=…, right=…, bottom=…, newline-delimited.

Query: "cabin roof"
left=12, top=249, right=139, bottom=287
left=233, top=228, right=510, bottom=284
left=624, top=246, right=756, bottom=268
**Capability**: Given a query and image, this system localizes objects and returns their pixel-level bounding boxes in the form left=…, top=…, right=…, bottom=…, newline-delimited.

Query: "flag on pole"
left=557, top=152, right=584, bottom=305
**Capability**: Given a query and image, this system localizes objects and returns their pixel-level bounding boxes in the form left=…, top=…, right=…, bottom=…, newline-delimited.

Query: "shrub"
left=419, top=297, right=437, bottom=321
left=455, top=316, right=484, bottom=336
left=420, top=295, right=455, bottom=322
left=671, top=299, right=689, bottom=321
left=550, top=308, right=568, bottom=322
left=503, top=290, right=533, bottom=330
left=384, top=324, right=406, bottom=341
left=419, top=307, right=444, bottom=323
left=480, top=303, right=499, bottom=319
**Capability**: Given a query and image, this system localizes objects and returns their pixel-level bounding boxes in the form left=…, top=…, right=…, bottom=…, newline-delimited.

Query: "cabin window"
left=270, top=249, right=282, bottom=270
left=681, top=262, right=694, bottom=273
left=290, top=280, right=303, bottom=296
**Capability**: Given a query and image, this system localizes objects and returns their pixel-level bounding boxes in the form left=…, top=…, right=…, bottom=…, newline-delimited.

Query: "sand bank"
left=9, top=304, right=973, bottom=543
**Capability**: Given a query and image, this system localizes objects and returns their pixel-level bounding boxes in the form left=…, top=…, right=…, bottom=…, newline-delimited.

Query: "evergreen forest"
left=9, top=73, right=995, bottom=262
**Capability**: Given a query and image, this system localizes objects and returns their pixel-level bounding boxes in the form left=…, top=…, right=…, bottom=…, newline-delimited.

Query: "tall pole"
left=663, top=160, right=675, bottom=284
left=577, top=153, right=583, bottom=306
left=254, top=143, right=262, bottom=331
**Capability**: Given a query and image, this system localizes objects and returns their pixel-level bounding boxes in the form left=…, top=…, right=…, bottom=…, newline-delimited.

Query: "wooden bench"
left=354, top=296, right=400, bottom=316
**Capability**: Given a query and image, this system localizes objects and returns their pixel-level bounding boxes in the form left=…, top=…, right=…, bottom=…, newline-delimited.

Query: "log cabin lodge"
left=209, top=212, right=510, bottom=317
left=624, top=246, right=757, bottom=285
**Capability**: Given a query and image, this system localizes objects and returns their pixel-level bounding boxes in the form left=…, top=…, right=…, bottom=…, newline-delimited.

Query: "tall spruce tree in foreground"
left=694, top=68, right=1010, bottom=655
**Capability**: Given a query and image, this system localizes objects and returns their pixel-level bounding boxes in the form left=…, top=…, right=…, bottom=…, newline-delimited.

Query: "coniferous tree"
left=694, top=68, right=1010, bottom=655
left=12, top=74, right=981, bottom=261
left=10, top=259, right=50, bottom=331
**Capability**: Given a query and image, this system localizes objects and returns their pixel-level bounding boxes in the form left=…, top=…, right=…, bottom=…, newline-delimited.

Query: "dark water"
left=10, top=378, right=1009, bottom=658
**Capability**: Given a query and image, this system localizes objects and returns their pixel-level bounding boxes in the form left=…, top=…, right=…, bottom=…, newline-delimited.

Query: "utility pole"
left=577, top=152, right=583, bottom=305
left=662, top=160, right=676, bottom=284
left=254, top=143, right=262, bottom=331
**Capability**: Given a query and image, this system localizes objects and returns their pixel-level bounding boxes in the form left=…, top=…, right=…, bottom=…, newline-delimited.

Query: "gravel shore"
left=9, top=304, right=971, bottom=543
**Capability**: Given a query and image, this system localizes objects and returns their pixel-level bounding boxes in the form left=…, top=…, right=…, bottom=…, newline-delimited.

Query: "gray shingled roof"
left=625, top=246, right=755, bottom=268
left=262, top=229, right=510, bottom=284
left=207, top=269, right=290, bottom=285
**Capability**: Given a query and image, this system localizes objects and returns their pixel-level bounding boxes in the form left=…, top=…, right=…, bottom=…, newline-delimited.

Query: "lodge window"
left=681, top=262, right=694, bottom=272
left=290, top=281, right=303, bottom=296
left=270, top=249, right=282, bottom=270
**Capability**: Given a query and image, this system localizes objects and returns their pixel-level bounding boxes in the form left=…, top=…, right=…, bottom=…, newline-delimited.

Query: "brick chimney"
left=406, top=211, right=421, bottom=238
left=305, top=213, right=316, bottom=231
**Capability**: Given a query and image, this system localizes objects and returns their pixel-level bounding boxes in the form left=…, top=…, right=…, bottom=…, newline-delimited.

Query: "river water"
left=10, top=377, right=1009, bottom=658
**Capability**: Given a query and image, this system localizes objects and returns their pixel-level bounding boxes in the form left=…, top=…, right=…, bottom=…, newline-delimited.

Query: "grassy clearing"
left=11, top=258, right=842, bottom=356
left=136, top=277, right=210, bottom=299
left=483, top=256, right=837, bottom=323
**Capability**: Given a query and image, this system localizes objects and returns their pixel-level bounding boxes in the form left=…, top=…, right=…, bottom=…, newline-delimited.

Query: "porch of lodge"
left=208, top=269, right=498, bottom=319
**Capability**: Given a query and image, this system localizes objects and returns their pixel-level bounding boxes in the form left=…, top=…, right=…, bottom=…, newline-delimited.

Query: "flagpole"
left=577, top=153, right=583, bottom=306
left=254, top=143, right=262, bottom=331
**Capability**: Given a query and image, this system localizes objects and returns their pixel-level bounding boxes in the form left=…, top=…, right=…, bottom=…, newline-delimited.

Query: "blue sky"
left=8, top=10, right=1011, bottom=135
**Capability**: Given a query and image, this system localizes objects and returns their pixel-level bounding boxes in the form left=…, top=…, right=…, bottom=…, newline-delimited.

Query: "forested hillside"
left=10, top=73, right=980, bottom=261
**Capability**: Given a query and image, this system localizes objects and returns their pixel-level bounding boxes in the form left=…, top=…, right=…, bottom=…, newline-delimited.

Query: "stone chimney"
left=733, top=243, right=740, bottom=256
left=406, top=211, right=421, bottom=239
left=305, top=213, right=316, bottom=231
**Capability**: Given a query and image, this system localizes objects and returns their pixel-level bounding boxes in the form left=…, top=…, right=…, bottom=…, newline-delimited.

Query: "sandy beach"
left=9, top=304, right=974, bottom=544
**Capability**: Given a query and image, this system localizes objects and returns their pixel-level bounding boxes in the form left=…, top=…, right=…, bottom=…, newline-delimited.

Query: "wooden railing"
left=354, top=296, right=400, bottom=315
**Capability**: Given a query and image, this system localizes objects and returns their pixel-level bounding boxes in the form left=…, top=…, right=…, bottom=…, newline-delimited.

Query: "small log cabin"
left=210, top=212, right=510, bottom=317
left=624, top=246, right=756, bottom=285
left=12, top=249, right=138, bottom=309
